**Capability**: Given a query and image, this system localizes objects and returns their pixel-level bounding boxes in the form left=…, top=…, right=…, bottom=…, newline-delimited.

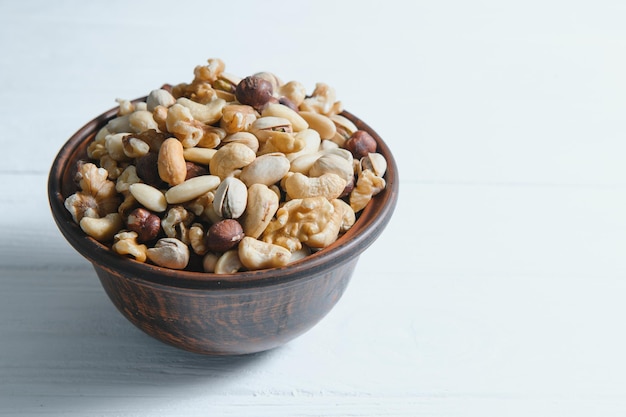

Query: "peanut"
left=158, top=138, right=187, bottom=186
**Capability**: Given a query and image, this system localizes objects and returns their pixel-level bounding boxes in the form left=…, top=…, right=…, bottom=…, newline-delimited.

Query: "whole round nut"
left=185, top=162, right=208, bottom=180
left=127, top=207, right=161, bottom=242
left=345, top=130, right=377, bottom=159
left=235, top=76, right=274, bottom=111
left=278, top=96, right=299, bottom=112
left=206, top=219, right=245, bottom=253
left=136, top=153, right=166, bottom=188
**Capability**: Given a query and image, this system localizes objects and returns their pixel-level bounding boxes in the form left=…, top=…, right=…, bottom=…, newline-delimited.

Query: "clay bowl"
left=48, top=102, right=399, bottom=355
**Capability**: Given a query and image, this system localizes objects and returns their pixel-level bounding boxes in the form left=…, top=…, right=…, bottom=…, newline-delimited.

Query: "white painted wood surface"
left=2, top=1, right=626, bottom=415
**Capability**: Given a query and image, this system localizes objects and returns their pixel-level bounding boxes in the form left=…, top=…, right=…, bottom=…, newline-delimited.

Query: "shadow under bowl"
left=48, top=103, right=399, bottom=355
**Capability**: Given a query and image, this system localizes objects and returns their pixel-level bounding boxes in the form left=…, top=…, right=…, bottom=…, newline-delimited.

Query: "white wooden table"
left=2, top=1, right=626, bottom=415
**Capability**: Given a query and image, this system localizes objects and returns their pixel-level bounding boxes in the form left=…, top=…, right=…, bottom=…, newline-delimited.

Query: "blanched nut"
left=65, top=162, right=120, bottom=223
left=112, top=231, right=148, bottom=262
left=129, top=183, right=167, bottom=213
left=220, top=104, right=258, bottom=134
left=165, top=175, right=221, bottom=204
left=158, top=137, right=187, bottom=186
left=283, top=172, right=346, bottom=201
left=350, top=169, right=386, bottom=212
left=214, top=250, right=243, bottom=274
left=238, top=237, right=291, bottom=270
left=242, top=183, right=280, bottom=239
left=209, top=142, right=256, bottom=179
left=162, top=205, right=194, bottom=244
left=79, top=213, right=123, bottom=242
left=298, top=112, right=336, bottom=140
left=146, top=238, right=190, bottom=270
left=261, top=197, right=345, bottom=251
left=261, top=103, right=308, bottom=132
left=183, top=147, right=217, bottom=165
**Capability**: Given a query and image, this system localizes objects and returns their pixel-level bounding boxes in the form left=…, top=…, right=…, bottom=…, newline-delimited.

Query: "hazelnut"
left=127, top=208, right=161, bottom=242
left=136, top=153, right=166, bottom=188
left=235, top=76, right=274, bottom=111
left=185, top=162, right=208, bottom=180
left=206, top=219, right=244, bottom=253
left=345, top=130, right=377, bottom=159
left=278, top=96, right=299, bottom=112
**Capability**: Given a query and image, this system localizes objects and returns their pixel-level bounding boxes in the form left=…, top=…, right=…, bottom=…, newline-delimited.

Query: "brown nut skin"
left=235, top=76, right=274, bottom=111
left=206, top=219, right=245, bottom=253
left=278, top=96, right=299, bottom=112
left=127, top=208, right=161, bottom=242
left=185, top=162, right=209, bottom=180
left=135, top=153, right=167, bottom=188
left=345, top=130, right=377, bottom=159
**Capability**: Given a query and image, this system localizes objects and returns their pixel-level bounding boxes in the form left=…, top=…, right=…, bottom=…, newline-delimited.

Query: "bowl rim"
left=48, top=100, right=399, bottom=290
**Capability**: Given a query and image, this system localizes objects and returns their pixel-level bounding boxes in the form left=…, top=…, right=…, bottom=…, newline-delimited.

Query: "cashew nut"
left=176, top=97, right=225, bottom=125
left=214, top=249, right=243, bottom=274
left=209, top=142, right=256, bottom=179
left=242, top=183, right=279, bottom=239
left=238, top=237, right=291, bottom=270
left=283, top=172, right=346, bottom=200
left=79, top=213, right=123, bottom=242
left=112, top=231, right=148, bottom=262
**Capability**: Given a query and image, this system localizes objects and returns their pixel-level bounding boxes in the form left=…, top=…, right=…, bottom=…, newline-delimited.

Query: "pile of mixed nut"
left=64, top=58, right=388, bottom=273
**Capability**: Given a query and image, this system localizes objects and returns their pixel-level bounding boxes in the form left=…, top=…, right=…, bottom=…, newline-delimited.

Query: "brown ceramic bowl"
left=48, top=101, right=398, bottom=355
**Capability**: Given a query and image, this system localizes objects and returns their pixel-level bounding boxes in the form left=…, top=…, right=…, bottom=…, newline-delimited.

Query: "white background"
left=2, top=1, right=626, bottom=415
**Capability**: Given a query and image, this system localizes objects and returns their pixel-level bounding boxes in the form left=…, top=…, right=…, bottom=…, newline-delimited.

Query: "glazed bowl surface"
left=48, top=103, right=398, bottom=355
